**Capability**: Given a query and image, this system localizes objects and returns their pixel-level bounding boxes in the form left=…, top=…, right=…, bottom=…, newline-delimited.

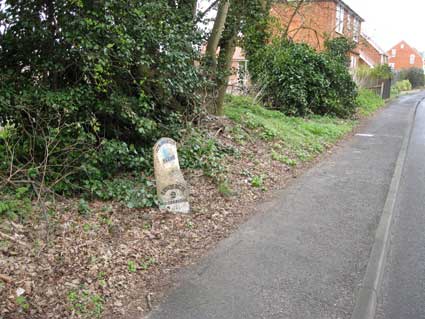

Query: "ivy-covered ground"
left=0, top=95, right=385, bottom=319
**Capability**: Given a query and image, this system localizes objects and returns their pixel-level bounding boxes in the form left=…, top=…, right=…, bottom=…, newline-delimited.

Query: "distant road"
left=376, top=96, right=425, bottom=319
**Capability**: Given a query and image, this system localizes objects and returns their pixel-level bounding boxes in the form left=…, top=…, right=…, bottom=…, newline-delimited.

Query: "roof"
left=361, top=33, right=387, bottom=56
left=335, top=0, right=364, bottom=22
left=359, top=53, right=374, bottom=67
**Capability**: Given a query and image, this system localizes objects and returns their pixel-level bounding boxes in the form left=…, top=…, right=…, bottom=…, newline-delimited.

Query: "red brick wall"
left=359, top=36, right=383, bottom=66
left=271, top=1, right=362, bottom=55
left=387, top=41, right=424, bottom=70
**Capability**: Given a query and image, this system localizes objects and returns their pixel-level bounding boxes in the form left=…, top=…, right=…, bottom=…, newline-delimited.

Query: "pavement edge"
left=350, top=96, right=425, bottom=319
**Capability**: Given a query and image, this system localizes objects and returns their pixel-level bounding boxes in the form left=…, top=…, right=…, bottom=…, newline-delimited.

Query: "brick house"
left=228, top=0, right=366, bottom=92
left=387, top=40, right=424, bottom=71
left=358, top=33, right=388, bottom=68
left=271, top=0, right=364, bottom=69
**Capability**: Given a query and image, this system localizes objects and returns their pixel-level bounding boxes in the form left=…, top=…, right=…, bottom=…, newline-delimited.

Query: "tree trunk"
left=215, top=35, right=237, bottom=115
left=214, top=3, right=241, bottom=116
left=205, top=0, right=230, bottom=69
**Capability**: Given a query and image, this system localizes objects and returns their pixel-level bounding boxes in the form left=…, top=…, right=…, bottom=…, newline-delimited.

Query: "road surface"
left=147, top=92, right=425, bottom=319
left=376, top=95, right=425, bottom=319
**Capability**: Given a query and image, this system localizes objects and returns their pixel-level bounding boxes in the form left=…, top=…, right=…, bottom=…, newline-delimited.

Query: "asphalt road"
left=147, top=92, right=425, bottom=319
left=376, top=96, right=425, bottom=319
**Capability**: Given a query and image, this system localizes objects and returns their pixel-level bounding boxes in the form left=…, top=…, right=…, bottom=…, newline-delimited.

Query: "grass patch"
left=225, top=95, right=355, bottom=162
left=356, top=89, right=385, bottom=116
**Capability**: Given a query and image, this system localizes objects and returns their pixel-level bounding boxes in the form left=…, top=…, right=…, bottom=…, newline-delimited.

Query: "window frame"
left=353, top=18, right=360, bottom=42
left=336, top=4, right=345, bottom=34
left=392, top=49, right=397, bottom=57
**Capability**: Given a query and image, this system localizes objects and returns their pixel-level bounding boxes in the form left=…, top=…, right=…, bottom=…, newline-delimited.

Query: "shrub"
left=397, top=67, right=425, bottom=88
left=391, top=86, right=400, bottom=97
left=324, top=37, right=356, bottom=66
left=395, top=80, right=412, bottom=92
left=353, top=64, right=393, bottom=89
left=0, top=1, right=204, bottom=202
left=250, top=39, right=357, bottom=118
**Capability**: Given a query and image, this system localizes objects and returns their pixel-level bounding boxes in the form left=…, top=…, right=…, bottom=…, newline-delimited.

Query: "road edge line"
left=350, top=96, right=425, bottom=319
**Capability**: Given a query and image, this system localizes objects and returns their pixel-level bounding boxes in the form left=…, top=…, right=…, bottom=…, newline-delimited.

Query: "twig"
left=214, top=127, right=224, bottom=137
left=0, top=274, right=13, bottom=283
left=195, top=0, right=220, bottom=23
left=0, top=231, right=30, bottom=248
left=146, top=293, right=153, bottom=311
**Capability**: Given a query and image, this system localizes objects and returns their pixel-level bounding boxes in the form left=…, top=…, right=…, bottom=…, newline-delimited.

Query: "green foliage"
left=250, top=39, right=357, bottom=118
left=369, top=64, right=393, bottom=80
left=16, top=296, right=30, bottom=312
left=78, top=199, right=91, bottom=216
left=126, top=257, right=156, bottom=272
left=397, top=68, right=425, bottom=88
left=225, top=95, right=355, bottom=162
left=242, top=0, right=273, bottom=72
left=356, top=89, right=385, bottom=116
left=0, top=187, right=32, bottom=221
left=250, top=175, right=264, bottom=188
left=67, top=289, right=104, bottom=318
left=127, top=260, right=137, bottom=273
left=391, top=86, right=400, bottom=98
left=218, top=180, right=234, bottom=197
left=395, top=80, right=412, bottom=92
left=0, top=0, right=204, bottom=202
left=140, top=257, right=156, bottom=270
left=271, top=151, right=297, bottom=167
left=179, top=129, right=236, bottom=182
left=87, top=176, right=156, bottom=209
left=354, top=64, right=393, bottom=89
left=324, top=37, right=356, bottom=66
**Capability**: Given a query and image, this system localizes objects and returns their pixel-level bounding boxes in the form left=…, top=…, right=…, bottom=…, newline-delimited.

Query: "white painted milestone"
left=153, top=138, right=190, bottom=213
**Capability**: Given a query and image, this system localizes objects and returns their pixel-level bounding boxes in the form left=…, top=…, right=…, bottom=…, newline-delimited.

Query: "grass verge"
left=356, top=89, right=385, bottom=116
left=225, top=95, right=355, bottom=165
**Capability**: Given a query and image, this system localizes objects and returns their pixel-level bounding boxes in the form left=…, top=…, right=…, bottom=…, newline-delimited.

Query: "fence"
left=366, top=79, right=391, bottom=99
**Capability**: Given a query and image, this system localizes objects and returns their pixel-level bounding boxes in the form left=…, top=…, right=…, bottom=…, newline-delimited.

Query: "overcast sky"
left=344, top=0, right=425, bottom=52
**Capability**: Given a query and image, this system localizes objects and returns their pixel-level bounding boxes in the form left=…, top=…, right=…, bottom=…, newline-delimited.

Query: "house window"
left=347, top=15, right=351, bottom=32
left=410, top=54, right=416, bottom=64
left=381, top=55, right=388, bottom=64
left=401, top=44, right=405, bottom=49
left=392, top=49, right=396, bottom=57
left=389, top=63, right=395, bottom=70
left=353, top=18, right=360, bottom=42
left=336, top=4, right=344, bottom=33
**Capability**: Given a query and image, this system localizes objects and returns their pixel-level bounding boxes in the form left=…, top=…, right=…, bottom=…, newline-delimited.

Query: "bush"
left=391, top=86, right=400, bottom=97
left=395, top=80, right=412, bottom=92
left=0, top=1, right=204, bottom=202
left=250, top=39, right=357, bottom=118
left=397, top=67, right=425, bottom=88
left=353, top=64, right=393, bottom=89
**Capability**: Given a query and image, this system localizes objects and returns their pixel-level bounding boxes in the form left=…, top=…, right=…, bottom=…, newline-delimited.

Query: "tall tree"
left=209, top=0, right=273, bottom=115
left=205, top=0, right=231, bottom=70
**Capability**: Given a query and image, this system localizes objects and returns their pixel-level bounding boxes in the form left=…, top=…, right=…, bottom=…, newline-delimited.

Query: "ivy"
left=250, top=39, right=358, bottom=118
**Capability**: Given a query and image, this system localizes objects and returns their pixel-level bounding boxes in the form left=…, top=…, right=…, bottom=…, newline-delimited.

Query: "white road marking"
left=356, top=133, right=375, bottom=137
